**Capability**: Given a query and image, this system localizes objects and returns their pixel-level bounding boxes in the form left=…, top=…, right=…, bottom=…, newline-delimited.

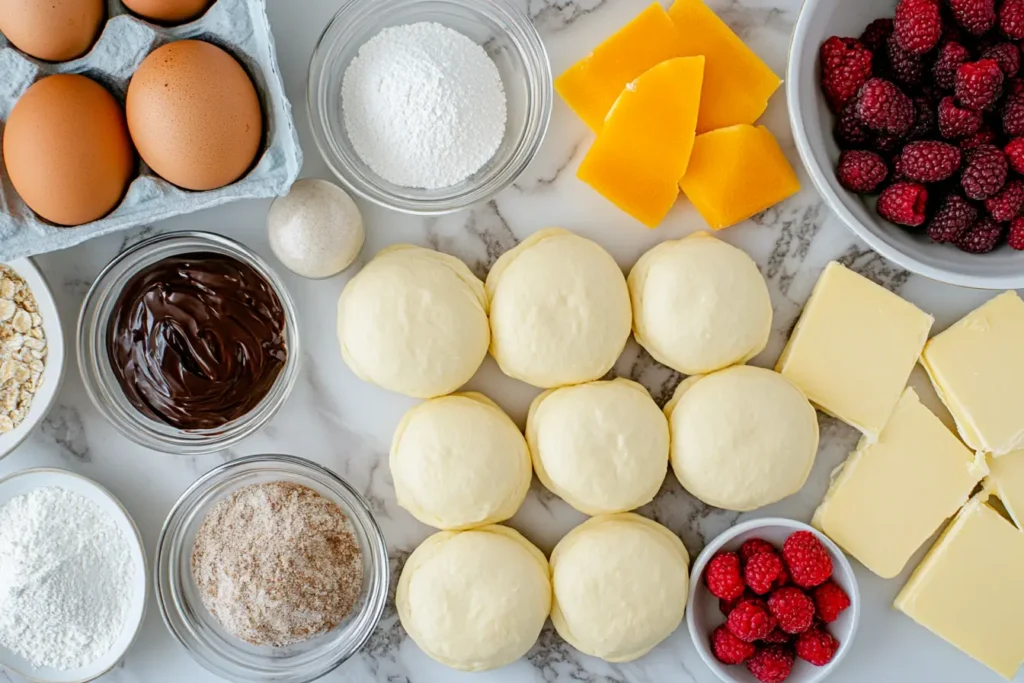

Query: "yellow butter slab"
left=988, top=450, right=1024, bottom=530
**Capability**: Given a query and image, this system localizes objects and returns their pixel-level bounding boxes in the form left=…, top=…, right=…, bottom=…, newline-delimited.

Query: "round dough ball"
left=628, top=232, right=772, bottom=375
left=550, top=514, right=689, bottom=662
left=486, top=228, right=631, bottom=388
left=397, top=525, right=551, bottom=672
left=268, top=179, right=365, bottom=279
left=527, top=378, right=668, bottom=515
left=391, top=392, right=531, bottom=530
left=665, top=365, right=819, bottom=511
left=338, top=245, right=489, bottom=398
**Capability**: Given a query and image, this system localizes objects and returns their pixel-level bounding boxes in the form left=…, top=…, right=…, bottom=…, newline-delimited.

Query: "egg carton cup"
left=0, top=0, right=302, bottom=260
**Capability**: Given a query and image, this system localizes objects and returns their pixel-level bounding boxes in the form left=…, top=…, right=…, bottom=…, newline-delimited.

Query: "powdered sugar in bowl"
left=308, top=0, right=551, bottom=214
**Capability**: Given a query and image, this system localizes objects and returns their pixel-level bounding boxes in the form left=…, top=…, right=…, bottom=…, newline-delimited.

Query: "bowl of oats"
left=0, top=258, right=64, bottom=459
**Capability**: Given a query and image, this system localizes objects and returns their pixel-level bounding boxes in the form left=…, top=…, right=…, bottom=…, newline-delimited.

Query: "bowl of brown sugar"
left=155, top=454, right=389, bottom=683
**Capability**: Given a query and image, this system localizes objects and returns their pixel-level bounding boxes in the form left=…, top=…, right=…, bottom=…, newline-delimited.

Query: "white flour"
left=341, top=22, right=507, bottom=189
left=0, top=486, right=134, bottom=670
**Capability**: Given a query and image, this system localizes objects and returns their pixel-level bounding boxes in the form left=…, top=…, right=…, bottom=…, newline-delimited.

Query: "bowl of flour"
left=308, top=0, right=551, bottom=214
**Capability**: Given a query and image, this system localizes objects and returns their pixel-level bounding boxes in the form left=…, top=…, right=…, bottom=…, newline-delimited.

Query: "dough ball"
left=486, top=229, right=631, bottom=388
left=550, top=514, right=689, bottom=662
left=628, top=232, right=772, bottom=375
left=268, top=179, right=364, bottom=279
left=397, top=525, right=551, bottom=672
left=337, top=245, right=489, bottom=398
left=527, top=378, right=668, bottom=515
left=391, top=392, right=532, bottom=530
left=665, top=365, right=819, bottom=511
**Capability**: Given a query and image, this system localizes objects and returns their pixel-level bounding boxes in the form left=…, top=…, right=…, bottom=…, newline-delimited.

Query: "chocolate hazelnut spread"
left=108, top=252, right=287, bottom=430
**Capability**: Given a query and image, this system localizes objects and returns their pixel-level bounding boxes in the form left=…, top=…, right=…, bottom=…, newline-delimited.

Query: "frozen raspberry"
left=985, top=179, right=1024, bottom=220
left=899, top=140, right=961, bottom=182
left=855, top=78, right=914, bottom=135
left=763, top=628, right=793, bottom=645
left=956, top=59, right=1004, bottom=110
left=1007, top=216, right=1024, bottom=249
left=768, top=586, right=816, bottom=634
left=949, top=0, right=996, bottom=34
left=781, top=531, right=834, bottom=589
left=820, top=37, right=875, bottom=112
left=705, top=552, right=745, bottom=600
left=961, top=129, right=998, bottom=148
left=877, top=182, right=929, bottom=226
left=894, top=0, right=943, bottom=55
left=747, top=646, right=795, bottom=683
left=982, top=43, right=1021, bottom=77
left=887, top=34, right=926, bottom=89
left=1003, top=99, right=1024, bottom=136
left=1001, top=0, right=1024, bottom=39
left=956, top=216, right=1005, bottom=252
left=796, top=628, right=840, bottom=666
left=836, top=150, right=889, bottom=192
left=961, top=144, right=1008, bottom=199
left=740, top=538, right=777, bottom=562
left=933, top=41, right=971, bottom=90
left=834, top=103, right=873, bottom=148
left=927, top=193, right=978, bottom=242
left=860, top=18, right=894, bottom=55
left=744, top=552, right=785, bottom=595
left=938, top=96, right=983, bottom=138
left=812, top=581, right=852, bottom=623
left=1005, top=137, right=1024, bottom=173
left=711, top=625, right=757, bottom=665
left=727, top=599, right=777, bottom=643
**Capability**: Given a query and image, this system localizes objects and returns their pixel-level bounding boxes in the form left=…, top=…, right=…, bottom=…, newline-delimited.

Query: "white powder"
left=341, top=22, right=507, bottom=189
left=0, top=486, right=135, bottom=670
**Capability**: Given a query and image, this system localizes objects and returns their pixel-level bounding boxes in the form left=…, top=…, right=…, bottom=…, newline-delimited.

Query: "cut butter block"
left=776, top=262, right=934, bottom=439
left=678, top=125, right=799, bottom=230
left=921, top=291, right=1024, bottom=456
left=555, top=3, right=686, bottom=131
left=668, top=0, right=781, bottom=133
left=812, top=388, right=982, bottom=579
left=988, top=450, right=1024, bottom=530
left=895, top=494, right=1024, bottom=680
left=577, top=56, right=705, bottom=228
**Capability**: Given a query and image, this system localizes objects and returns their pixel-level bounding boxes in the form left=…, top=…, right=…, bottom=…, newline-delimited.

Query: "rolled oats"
left=0, top=265, right=45, bottom=434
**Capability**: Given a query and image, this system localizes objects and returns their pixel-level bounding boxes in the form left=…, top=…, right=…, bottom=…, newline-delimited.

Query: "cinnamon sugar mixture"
left=191, top=481, right=364, bottom=646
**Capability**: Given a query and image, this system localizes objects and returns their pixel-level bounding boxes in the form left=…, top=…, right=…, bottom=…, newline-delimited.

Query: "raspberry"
left=768, top=586, right=816, bottom=634
left=907, top=96, right=936, bottom=140
left=890, top=151, right=907, bottom=181
left=711, top=625, right=757, bottom=665
left=740, top=538, right=777, bottom=562
left=1005, top=137, right=1024, bottom=173
left=763, top=628, right=792, bottom=645
left=1003, top=99, right=1024, bottom=136
left=1001, top=0, right=1024, bottom=39
left=874, top=132, right=902, bottom=154
left=877, top=182, right=929, bottom=226
left=834, top=103, right=873, bottom=148
left=949, top=0, right=996, bottom=34
left=1008, top=216, right=1024, bottom=249
left=961, top=129, right=997, bottom=148
left=927, top=193, right=978, bottom=242
left=985, top=179, right=1024, bottom=220
left=812, top=581, right=852, bottom=623
left=982, top=43, right=1021, bottom=77
left=747, top=645, right=795, bottom=683
left=744, top=552, right=784, bottom=595
left=855, top=78, right=914, bottom=135
left=796, top=628, right=840, bottom=666
left=727, top=599, right=777, bottom=643
left=820, top=37, right=875, bottom=113
left=956, top=215, right=1005, bottom=252
left=887, top=34, right=926, bottom=89
left=961, top=144, right=1008, bottom=199
left=860, top=18, right=894, bottom=54
left=836, top=150, right=889, bottom=192
left=933, top=41, right=971, bottom=90
left=720, top=592, right=750, bottom=616
left=775, top=565, right=790, bottom=588
left=705, top=552, right=745, bottom=600
left=956, top=59, right=1004, bottom=110
left=894, top=0, right=943, bottom=55
left=938, top=96, right=982, bottom=138
left=899, top=140, right=962, bottom=181
left=781, top=531, right=834, bottom=589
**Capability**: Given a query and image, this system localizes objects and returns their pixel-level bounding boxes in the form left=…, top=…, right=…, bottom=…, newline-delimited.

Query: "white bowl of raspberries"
left=686, top=519, right=860, bottom=683
left=789, top=0, right=1024, bottom=289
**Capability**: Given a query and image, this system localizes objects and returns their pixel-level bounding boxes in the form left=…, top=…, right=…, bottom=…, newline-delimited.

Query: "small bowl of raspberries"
left=789, top=0, right=1024, bottom=289
left=686, top=519, right=859, bottom=683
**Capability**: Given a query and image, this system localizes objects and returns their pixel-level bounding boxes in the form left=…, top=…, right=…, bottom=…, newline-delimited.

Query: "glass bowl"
left=308, top=0, right=552, bottom=215
left=155, top=454, right=389, bottom=683
left=77, top=231, right=300, bottom=455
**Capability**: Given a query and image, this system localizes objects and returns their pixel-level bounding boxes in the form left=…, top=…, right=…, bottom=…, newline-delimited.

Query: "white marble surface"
left=1, top=0, right=1021, bottom=682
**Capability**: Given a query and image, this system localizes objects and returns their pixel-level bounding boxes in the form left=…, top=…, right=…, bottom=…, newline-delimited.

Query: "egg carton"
left=0, top=0, right=302, bottom=260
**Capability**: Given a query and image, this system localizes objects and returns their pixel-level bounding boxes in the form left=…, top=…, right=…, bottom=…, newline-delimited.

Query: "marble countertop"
left=1, top=0, right=1020, bottom=682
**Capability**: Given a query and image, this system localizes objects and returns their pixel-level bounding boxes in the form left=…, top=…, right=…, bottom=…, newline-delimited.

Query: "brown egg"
left=0, top=0, right=105, bottom=62
left=2, top=75, right=136, bottom=226
left=122, top=0, right=211, bottom=24
left=126, top=40, right=263, bottom=191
